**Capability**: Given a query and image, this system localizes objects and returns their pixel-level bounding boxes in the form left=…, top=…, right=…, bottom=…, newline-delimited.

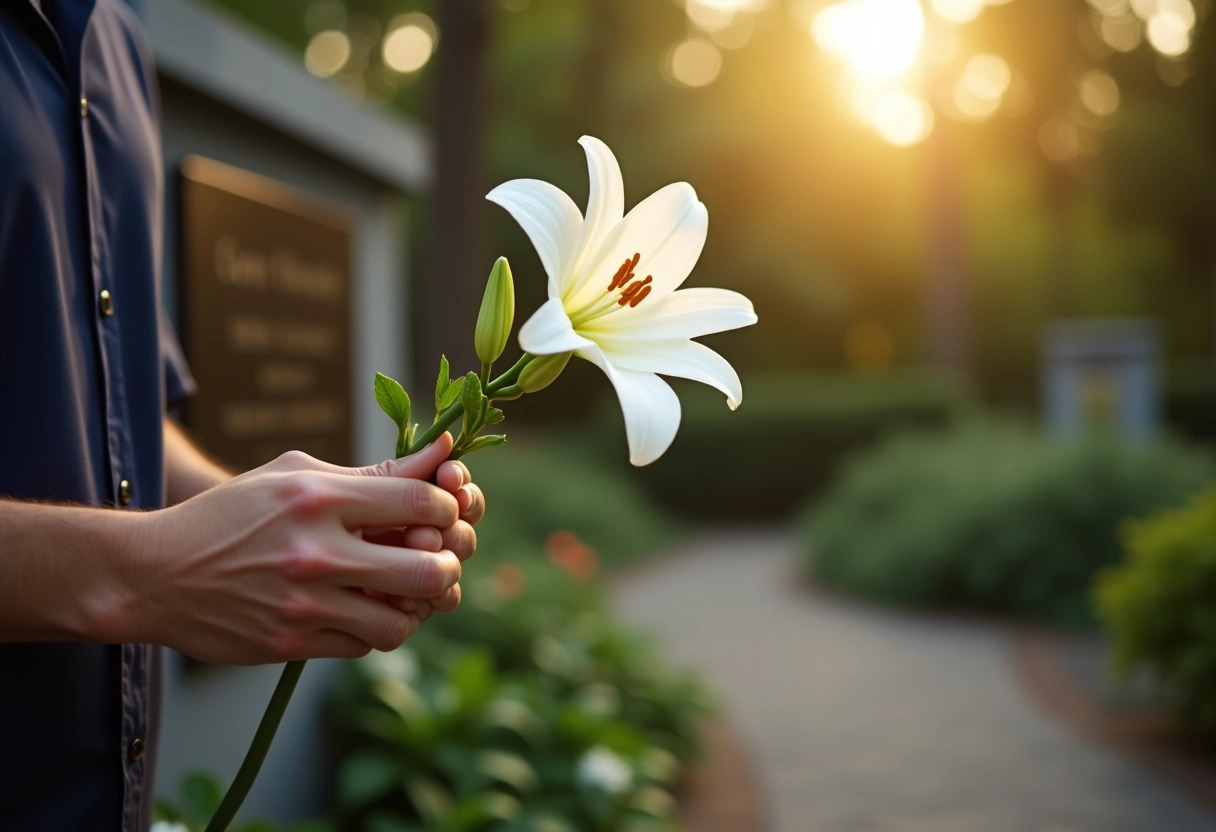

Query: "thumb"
left=357, top=432, right=453, bottom=479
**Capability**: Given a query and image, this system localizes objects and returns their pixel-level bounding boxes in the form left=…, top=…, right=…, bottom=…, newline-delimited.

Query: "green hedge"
left=326, top=560, right=710, bottom=832
left=800, top=423, right=1215, bottom=627
left=467, top=438, right=676, bottom=570
left=1096, top=486, right=1216, bottom=732
left=585, top=371, right=969, bottom=522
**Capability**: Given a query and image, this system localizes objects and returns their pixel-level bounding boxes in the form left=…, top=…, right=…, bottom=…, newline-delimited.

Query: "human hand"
left=115, top=434, right=464, bottom=665
left=363, top=457, right=485, bottom=620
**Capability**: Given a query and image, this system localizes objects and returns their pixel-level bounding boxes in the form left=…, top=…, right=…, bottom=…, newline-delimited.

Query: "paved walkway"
left=613, top=531, right=1216, bottom=832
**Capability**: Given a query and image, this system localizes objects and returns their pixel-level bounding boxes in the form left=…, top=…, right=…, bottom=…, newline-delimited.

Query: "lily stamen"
left=618, top=275, right=653, bottom=306
left=608, top=253, right=640, bottom=292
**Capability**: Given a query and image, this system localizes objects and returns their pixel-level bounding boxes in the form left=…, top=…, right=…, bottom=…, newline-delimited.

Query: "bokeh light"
left=1039, top=118, right=1081, bottom=162
left=813, top=0, right=925, bottom=81
left=1080, top=70, right=1120, bottom=117
left=862, top=91, right=935, bottom=146
left=930, top=0, right=987, bottom=25
left=666, top=38, right=724, bottom=87
left=1098, top=13, right=1143, bottom=51
left=1146, top=9, right=1192, bottom=55
left=382, top=13, right=436, bottom=74
left=304, top=29, right=351, bottom=78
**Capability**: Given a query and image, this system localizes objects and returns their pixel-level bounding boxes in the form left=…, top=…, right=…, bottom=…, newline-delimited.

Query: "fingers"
left=261, top=433, right=453, bottom=480
left=441, top=520, right=477, bottom=561
left=402, top=525, right=444, bottom=551
left=459, top=483, right=485, bottom=525
left=436, top=459, right=471, bottom=493
left=338, top=538, right=462, bottom=599
left=312, top=473, right=458, bottom=530
left=280, top=629, right=375, bottom=661
left=324, top=589, right=420, bottom=652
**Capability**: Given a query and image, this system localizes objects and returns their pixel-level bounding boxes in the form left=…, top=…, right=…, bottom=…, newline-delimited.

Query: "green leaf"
left=434, top=355, right=450, bottom=413
left=374, top=373, right=411, bottom=427
left=365, top=813, right=429, bottom=832
left=461, top=435, right=507, bottom=456
left=404, top=774, right=454, bottom=826
left=449, top=791, right=521, bottom=832
left=338, top=750, right=404, bottom=809
left=439, top=379, right=463, bottom=410
left=179, top=771, right=224, bottom=827
left=460, top=373, right=482, bottom=437
left=484, top=407, right=505, bottom=426
left=475, top=750, right=539, bottom=794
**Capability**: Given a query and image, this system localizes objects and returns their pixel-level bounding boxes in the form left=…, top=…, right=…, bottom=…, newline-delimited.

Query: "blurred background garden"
left=155, top=0, right=1216, bottom=829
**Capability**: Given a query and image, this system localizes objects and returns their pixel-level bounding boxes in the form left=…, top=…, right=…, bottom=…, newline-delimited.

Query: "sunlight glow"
left=1098, top=13, right=1143, bottom=51
left=1146, top=10, right=1192, bottom=55
left=685, top=0, right=767, bottom=31
left=813, top=0, right=925, bottom=81
left=1039, top=119, right=1081, bottom=162
left=852, top=88, right=935, bottom=146
left=304, top=30, right=350, bottom=78
left=382, top=13, right=436, bottom=74
left=930, top=0, right=987, bottom=24
left=667, top=38, right=724, bottom=87
left=949, top=53, right=1011, bottom=121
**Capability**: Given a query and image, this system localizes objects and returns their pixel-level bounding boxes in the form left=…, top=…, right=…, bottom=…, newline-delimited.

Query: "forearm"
left=0, top=499, right=145, bottom=643
left=164, top=418, right=233, bottom=504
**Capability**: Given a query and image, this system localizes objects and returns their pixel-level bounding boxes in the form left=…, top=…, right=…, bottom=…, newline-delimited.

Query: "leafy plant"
left=1096, top=486, right=1216, bottom=731
left=326, top=561, right=710, bottom=832
left=800, top=422, right=1215, bottom=627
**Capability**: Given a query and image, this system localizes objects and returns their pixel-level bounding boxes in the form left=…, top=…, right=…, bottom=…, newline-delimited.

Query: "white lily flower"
left=487, top=136, right=757, bottom=466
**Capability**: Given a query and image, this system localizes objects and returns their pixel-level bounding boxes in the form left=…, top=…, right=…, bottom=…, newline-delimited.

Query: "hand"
left=364, top=456, right=486, bottom=619
left=117, top=435, right=464, bottom=665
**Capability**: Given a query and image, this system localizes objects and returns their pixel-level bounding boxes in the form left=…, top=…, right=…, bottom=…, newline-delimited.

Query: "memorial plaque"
left=180, top=156, right=353, bottom=470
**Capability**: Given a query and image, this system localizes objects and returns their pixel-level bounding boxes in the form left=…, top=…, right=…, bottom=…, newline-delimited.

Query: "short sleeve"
left=159, top=305, right=197, bottom=406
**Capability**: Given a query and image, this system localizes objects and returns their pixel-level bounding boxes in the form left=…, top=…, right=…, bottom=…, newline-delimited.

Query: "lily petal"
left=570, top=183, right=708, bottom=311
left=519, top=297, right=597, bottom=356
left=580, top=345, right=682, bottom=466
left=583, top=287, right=756, bottom=341
left=487, top=178, right=583, bottom=298
left=566, top=136, right=625, bottom=296
left=599, top=337, right=743, bottom=410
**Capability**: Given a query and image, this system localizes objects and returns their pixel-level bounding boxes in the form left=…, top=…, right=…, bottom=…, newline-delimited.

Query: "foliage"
left=800, top=422, right=1215, bottom=627
left=586, top=371, right=969, bottom=522
left=1096, top=487, right=1216, bottom=732
left=154, top=772, right=332, bottom=832
left=467, top=438, right=676, bottom=570
left=325, top=560, right=711, bottom=832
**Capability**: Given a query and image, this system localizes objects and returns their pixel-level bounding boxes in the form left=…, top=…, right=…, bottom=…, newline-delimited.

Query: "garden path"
left=613, top=530, right=1216, bottom=832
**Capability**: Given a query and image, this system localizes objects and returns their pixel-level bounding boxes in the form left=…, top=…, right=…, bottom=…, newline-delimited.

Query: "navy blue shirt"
left=0, top=0, right=194, bottom=829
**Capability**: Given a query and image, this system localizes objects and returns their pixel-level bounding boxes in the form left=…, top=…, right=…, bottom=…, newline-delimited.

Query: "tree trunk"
left=418, top=0, right=490, bottom=381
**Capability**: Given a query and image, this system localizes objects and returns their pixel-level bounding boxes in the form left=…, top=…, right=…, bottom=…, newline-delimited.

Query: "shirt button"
left=119, top=479, right=133, bottom=507
left=127, top=737, right=143, bottom=763
left=98, top=289, right=114, bottom=318
left=80, top=95, right=88, bottom=119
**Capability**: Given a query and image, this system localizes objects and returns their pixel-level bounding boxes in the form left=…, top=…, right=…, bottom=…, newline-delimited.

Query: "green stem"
left=204, top=660, right=306, bottom=832
left=479, top=361, right=492, bottom=388
left=206, top=350, right=540, bottom=830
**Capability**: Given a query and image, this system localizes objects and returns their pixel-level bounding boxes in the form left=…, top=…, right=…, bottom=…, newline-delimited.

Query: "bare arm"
left=164, top=418, right=233, bottom=503
left=0, top=435, right=482, bottom=662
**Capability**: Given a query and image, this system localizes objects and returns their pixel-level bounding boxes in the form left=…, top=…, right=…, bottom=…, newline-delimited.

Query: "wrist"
left=80, top=507, right=161, bottom=645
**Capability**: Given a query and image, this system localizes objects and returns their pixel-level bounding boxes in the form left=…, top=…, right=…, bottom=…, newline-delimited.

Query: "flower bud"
left=517, top=351, right=572, bottom=393
left=475, top=257, right=515, bottom=365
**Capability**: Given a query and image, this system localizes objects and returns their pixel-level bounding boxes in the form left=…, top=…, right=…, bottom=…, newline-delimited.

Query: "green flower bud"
left=517, top=351, right=572, bottom=393
left=475, top=257, right=515, bottom=365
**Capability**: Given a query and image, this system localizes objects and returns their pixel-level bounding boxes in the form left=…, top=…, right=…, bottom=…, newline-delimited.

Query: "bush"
left=325, top=560, right=711, bottom=832
left=468, top=438, right=676, bottom=570
left=586, top=371, right=969, bottom=522
left=800, top=422, right=1215, bottom=627
left=1096, top=487, right=1216, bottom=732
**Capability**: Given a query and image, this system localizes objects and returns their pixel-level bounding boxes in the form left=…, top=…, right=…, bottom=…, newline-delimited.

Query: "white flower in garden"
left=576, top=745, right=633, bottom=795
left=487, top=136, right=757, bottom=465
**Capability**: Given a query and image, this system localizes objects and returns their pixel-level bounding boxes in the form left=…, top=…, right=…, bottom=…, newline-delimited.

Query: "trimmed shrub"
left=587, top=371, right=969, bottom=522
left=467, top=437, right=676, bottom=570
left=1096, top=487, right=1216, bottom=732
left=326, top=560, right=711, bottom=832
left=801, top=423, right=1215, bottom=627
